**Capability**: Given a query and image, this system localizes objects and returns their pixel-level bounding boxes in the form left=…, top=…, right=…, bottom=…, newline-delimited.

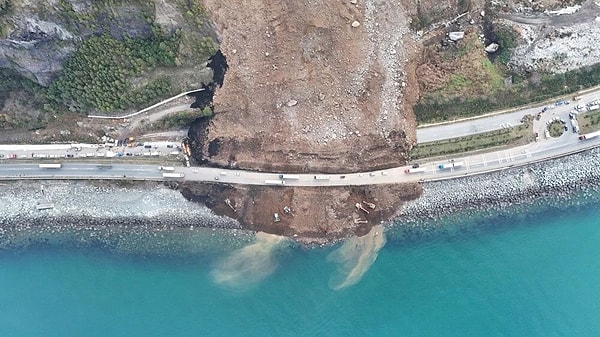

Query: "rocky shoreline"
left=391, top=147, right=600, bottom=241
left=0, top=180, right=251, bottom=255
left=1, top=147, right=600, bottom=253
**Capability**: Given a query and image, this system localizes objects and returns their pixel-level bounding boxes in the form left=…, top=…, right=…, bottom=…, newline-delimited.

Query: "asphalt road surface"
left=1, top=132, right=598, bottom=185
left=416, top=88, right=600, bottom=142
left=0, top=163, right=164, bottom=180
left=2, top=89, right=600, bottom=186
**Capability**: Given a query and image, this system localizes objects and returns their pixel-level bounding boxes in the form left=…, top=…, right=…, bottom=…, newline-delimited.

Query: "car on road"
left=167, top=144, right=174, bottom=148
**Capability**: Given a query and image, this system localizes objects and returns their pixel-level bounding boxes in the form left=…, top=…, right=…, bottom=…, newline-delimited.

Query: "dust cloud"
left=327, top=225, right=386, bottom=290
left=211, top=232, right=286, bottom=290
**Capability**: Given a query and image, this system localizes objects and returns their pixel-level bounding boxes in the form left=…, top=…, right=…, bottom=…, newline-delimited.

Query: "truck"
left=158, top=166, right=175, bottom=171
left=279, top=174, right=300, bottom=180
left=404, top=167, right=427, bottom=174
left=265, top=179, right=286, bottom=185
left=587, top=104, right=600, bottom=112
left=578, top=130, right=600, bottom=140
left=438, top=161, right=464, bottom=170
left=162, top=172, right=184, bottom=178
left=570, top=118, right=580, bottom=133
left=39, top=163, right=62, bottom=169
left=314, top=175, right=331, bottom=180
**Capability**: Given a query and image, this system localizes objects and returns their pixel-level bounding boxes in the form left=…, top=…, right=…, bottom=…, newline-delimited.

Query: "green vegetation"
left=0, top=68, right=49, bottom=129
left=410, top=122, right=533, bottom=159
left=410, top=12, right=431, bottom=31
left=547, top=120, right=565, bottom=138
left=179, top=2, right=218, bottom=62
left=577, top=109, right=600, bottom=134
left=415, top=63, right=600, bottom=124
left=0, top=68, right=45, bottom=107
left=446, top=74, right=472, bottom=92
left=139, top=107, right=213, bottom=132
left=46, top=31, right=179, bottom=113
left=492, top=25, right=517, bottom=65
left=482, top=58, right=503, bottom=89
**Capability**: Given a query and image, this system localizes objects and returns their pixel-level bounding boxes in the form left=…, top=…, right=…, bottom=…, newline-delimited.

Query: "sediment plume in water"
left=327, top=225, right=386, bottom=290
left=211, top=232, right=286, bottom=290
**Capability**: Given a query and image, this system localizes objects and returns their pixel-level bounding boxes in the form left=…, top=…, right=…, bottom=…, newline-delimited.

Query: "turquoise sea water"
left=1, top=197, right=599, bottom=337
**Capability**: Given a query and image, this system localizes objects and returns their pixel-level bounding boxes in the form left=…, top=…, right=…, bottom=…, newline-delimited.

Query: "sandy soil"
left=193, top=0, right=419, bottom=174
left=180, top=0, right=427, bottom=240
left=179, top=181, right=422, bottom=244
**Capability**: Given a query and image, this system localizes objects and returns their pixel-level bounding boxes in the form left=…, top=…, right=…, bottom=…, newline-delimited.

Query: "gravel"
left=3, top=147, right=600, bottom=252
left=393, top=147, right=600, bottom=239
left=510, top=18, right=600, bottom=73
left=0, top=181, right=251, bottom=255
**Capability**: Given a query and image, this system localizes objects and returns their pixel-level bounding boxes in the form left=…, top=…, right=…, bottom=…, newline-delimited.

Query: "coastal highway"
left=1, top=133, right=599, bottom=185
left=2, top=88, right=600, bottom=185
left=416, top=87, right=600, bottom=142
left=0, top=163, right=164, bottom=180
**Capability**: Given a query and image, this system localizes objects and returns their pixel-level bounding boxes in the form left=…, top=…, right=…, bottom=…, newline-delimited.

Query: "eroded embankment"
left=179, top=182, right=422, bottom=244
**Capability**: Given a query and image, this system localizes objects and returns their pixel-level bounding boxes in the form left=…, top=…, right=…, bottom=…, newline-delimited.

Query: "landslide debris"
left=179, top=181, right=422, bottom=244
left=190, top=0, right=419, bottom=174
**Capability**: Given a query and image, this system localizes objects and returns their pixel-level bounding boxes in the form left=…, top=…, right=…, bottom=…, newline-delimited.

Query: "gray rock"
left=0, top=2, right=157, bottom=86
left=485, top=43, right=499, bottom=53
left=448, top=32, right=465, bottom=41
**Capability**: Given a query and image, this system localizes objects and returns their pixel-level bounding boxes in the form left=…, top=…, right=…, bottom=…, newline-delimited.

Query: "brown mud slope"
left=180, top=182, right=422, bottom=244
left=194, top=0, right=420, bottom=173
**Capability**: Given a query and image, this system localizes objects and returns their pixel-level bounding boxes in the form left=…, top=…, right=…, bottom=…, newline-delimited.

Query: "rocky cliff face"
left=0, top=1, right=156, bottom=86
left=0, top=18, right=75, bottom=86
left=0, top=0, right=214, bottom=87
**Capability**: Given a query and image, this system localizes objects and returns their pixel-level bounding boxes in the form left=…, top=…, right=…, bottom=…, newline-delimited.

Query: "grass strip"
left=411, top=123, right=533, bottom=159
